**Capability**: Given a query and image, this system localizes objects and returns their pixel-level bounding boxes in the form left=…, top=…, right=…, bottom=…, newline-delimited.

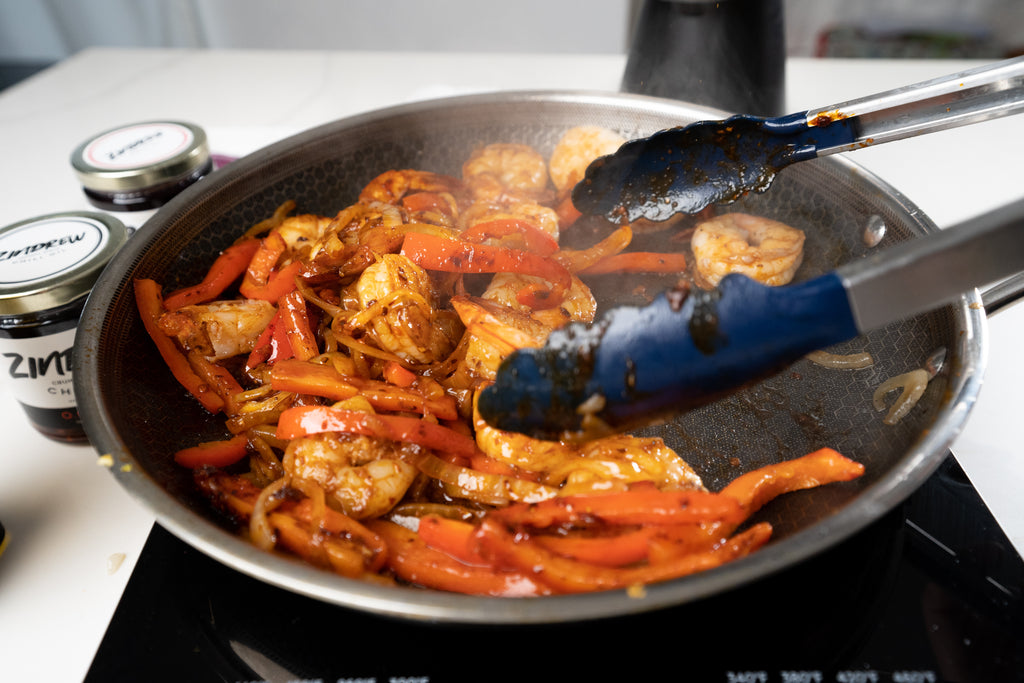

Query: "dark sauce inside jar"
left=81, top=157, right=213, bottom=211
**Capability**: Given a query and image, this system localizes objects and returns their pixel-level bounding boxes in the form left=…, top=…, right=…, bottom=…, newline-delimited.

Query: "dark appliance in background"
left=622, top=0, right=786, bottom=115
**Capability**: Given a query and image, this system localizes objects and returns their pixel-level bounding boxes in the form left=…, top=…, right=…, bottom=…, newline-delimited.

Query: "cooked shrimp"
left=691, top=212, right=805, bottom=287
left=348, top=254, right=459, bottom=364
left=472, top=398, right=703, bottom=493
left=548, top=125, right=626, bottom=194
left=283, top=432, right=418, bottom=520
left=473, top=399, right=579, bottom=474
left=554, top=435, right=705, bottom=495
left=358, top=169, right=464, bottom=205
left=158, top=299, right=276, bottom=360
left=309, top=202, right=410, bottom=274
left=482, top=272, right=596, bottom=330
left=449, top=295, right=549, bottom=383
left=462, top=143, right=552, bottom=203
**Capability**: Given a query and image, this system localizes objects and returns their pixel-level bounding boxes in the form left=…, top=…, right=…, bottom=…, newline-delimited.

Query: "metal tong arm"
left=839, top=195, right=1024, bottom=330
left=799, top=56, right=1024, bottom=155
left=477, top=197, right=1024, bottom=438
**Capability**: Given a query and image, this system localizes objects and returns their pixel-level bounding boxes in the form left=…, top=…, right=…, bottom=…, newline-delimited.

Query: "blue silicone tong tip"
left=570, top=112, right=851, bottom=224
left=478, top=273, right=860, bottom=439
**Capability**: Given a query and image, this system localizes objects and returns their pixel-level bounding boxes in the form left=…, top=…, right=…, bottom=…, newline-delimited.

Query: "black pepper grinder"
left=621, top=0, right=786, bottom=116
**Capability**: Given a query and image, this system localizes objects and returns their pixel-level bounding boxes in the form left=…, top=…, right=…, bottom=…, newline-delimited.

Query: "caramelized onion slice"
left=806, top=349, right=874, bottom=370
left=873, top=368, right=929, bottom=425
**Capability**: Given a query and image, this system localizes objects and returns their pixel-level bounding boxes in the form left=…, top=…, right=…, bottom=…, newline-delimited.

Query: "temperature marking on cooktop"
left=726, top=673, right=768, bottom=683
left=836, top=671, right=880, bottom=683
left=780, top=672, right=823, bottom=682
left=892, top=672, right=937, bottom=683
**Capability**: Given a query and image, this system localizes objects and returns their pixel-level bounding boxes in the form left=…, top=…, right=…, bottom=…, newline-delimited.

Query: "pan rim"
left=74, top=90, right=988, bottom=624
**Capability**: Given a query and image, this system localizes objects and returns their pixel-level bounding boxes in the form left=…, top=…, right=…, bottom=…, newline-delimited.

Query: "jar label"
left=81, top=122, right=194, bottom=169
left=0, top=327, right=77, bottom=409
left=0, top=215, right=109, bottom=286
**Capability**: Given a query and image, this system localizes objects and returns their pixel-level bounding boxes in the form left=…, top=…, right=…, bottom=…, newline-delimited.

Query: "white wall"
left=2, top=0, right=1022, bottom=63
left=0, top=0, right=635, bottom=61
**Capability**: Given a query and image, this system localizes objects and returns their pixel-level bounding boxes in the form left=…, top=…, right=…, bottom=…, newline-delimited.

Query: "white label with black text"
left=0, top=327, right=77, bottom=408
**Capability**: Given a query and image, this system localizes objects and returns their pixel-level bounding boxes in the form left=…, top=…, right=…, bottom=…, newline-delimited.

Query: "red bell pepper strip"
left=635, top=448, right=866, bottom=563
left=163, top=239, right=261, bottom=310
left=462, top=218, right=559, bottom=256
left=533, top=527, right=659, bottom=567
left=269, top=358, right=359, bottom=401
left=134, top=278, right=225, bottom=414
left=719, top=447, right=865, bottom=517
left=382, top=360, right=417, bottom=388
left=402, top=232, right=571, bottom=309
left=245, top=307, right=294, bottom=370
left=489, top=487, right=745, bottom=529
left=401, top=191, right=454, bottom=216
left=276, top=405, right=478, bottom=460
left=580, top=251, right=689, bottom=275
left=246, top=320, right=275, bottom=369
left=419, top=515, right=666, bottom=570
left=174, top=434, right=249, bottom=468
left=239, top=231, right=302, bottom=302
left=278, top=290, right=319, bottom=361
left=416, top=515, right=489, bottom=566
left=367, top=519, right=550, bottom=597
left=240, top=231, right=285, bottom=295
left=255, top=260, right=303, bottom=303
left=475, top=518, right=772, bottom=594
left=644, top=522, right=729, bottom=564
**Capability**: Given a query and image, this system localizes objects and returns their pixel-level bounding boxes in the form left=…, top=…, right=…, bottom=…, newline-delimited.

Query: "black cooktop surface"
left=87, top=454, right=1024, bottom=683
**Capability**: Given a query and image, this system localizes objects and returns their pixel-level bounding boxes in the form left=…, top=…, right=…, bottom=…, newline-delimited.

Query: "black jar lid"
left=0, top=212, right=129, bottom=316
left=70, top=120, right=210, bottom=196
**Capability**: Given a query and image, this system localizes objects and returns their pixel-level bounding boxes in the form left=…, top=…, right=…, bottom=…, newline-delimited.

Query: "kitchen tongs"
left=572, top=57, right=1024, bottom=223
left=476, top=58, right=1024, bottom=439
left=477, top=188, right=1024, bottom=441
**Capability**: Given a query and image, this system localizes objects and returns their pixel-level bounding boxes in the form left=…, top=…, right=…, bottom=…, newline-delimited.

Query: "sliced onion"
left=239, top=199, right=296, bottom=240
left=873, top=368, right=929, bottom=425
left=806, top=349, right=875, bottom=370
left=250, top=477, right=289, bottom=551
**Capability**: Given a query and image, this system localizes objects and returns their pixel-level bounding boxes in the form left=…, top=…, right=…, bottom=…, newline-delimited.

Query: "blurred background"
left=2, top=0, right=1023, bottom=91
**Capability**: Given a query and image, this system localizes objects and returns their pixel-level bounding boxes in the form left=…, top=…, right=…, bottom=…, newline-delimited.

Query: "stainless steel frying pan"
left=74, top=91, right=1010, bottom=624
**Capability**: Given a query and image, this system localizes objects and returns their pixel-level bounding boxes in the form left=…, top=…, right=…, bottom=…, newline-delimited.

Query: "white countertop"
left=1, top=48, right=1023, bottom=682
